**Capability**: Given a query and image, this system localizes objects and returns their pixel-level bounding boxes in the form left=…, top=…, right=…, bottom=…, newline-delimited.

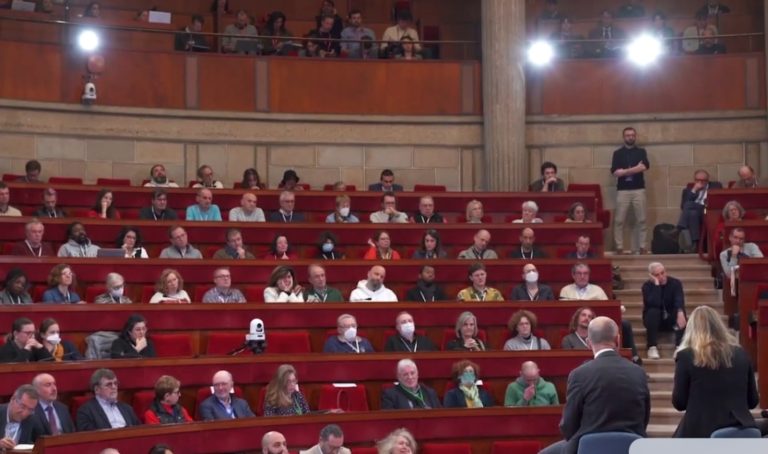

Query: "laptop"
left=235, top=39, right=261, bottom=55
left=11, top=0, right=36, bottom=12
left=96, top=248, right=125, bottom=258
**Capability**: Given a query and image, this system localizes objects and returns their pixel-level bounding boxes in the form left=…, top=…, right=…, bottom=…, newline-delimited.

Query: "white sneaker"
left=647, top=346, right=660, bottom=360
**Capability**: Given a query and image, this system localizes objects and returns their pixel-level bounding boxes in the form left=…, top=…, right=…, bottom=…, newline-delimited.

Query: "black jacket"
left=383, top=334, right=437, bottom=353
left=76, top=397, right=141, bottom=431
left=0, top=341, right=51, bottom=363
left=33, top=401, right=76, bottom=435
left=679, top=181, right=723, bottom=209
left=508, top=247, right=547, bottom=259
left=139, top=206, right=178, bottom=221
left=0, top=404, right=43, bottom=443
left=641, top=277, right=685, bottom=315
left=381, top=384, right=441, bottom=410
left=110, top=337, right=157, bottom=359
left=443, top=386, right=495, bottom=408
left=33, top=207, right=67, bottom=218
left=405, top=284, right=448, bottom=302
left=509, top=283, right=555, bottom=301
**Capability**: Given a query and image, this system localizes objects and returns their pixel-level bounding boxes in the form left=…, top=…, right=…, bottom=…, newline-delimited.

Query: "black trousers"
left=621, top=319, right=639, bottom=357
left=677, top=201, right=705, bottom=242
left=643, top=307, right=684, bottom=348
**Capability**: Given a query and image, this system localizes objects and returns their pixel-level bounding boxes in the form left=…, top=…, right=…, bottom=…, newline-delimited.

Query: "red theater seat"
left=422, top=443, right=472, bottom=454
left=31, top=285, right=47, bottom=303
left=131, top=390, right=155, bottom=422
left=491, top=440, right=542, bottom=454
left=85, top=285, right=106, bottom=303
left=267, top=331, right=312, bottom=353
left=194, top=385, right=244, bottom=420
left=49, top=177, right=83, bottom=185
left=151, top=333, right=194, bottom=357
left=352, top=448, right=377, bottom=454
left=2, top=174, right=23, bottom=182
left=441, top=329, right=487, bottom=351
left=69, top=394, right=92, bottom=421
left=193, top=286, right=210, bottom=302
left=141, top=286, right=156, bottom=303
left=567, top=183, right=610, bottom=229
left=206, top=333, right=248, bottom=356
left=414, top=185, right=446, bottom=192
left=323, top=184, right=357, bottom=191
left=317, top=384, right=369, bottom=412
left=255, top=386, right=267, bottom=416
left=244, top=285, right=265, bottom=303
left=96, top=178, right=131, bottom=187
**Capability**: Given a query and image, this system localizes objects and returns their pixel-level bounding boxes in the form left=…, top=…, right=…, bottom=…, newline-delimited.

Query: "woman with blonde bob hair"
left=672, top=305, right=758, bottom=438
left=263, top=364, right=310, bottom=416
left=376, top=427, right=417, bottom=454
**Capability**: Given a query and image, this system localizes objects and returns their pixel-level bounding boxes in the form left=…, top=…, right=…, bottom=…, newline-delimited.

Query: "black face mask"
left=75, top=234, right=89, bottom=245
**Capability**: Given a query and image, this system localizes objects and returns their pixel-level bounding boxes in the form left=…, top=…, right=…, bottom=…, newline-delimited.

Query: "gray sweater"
left=503, top=335, right=551, bottom=351
left=57, top=240, right=100, bottom=258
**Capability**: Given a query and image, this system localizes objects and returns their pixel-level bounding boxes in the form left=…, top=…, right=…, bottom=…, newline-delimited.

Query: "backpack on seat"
left=85, top=331, right=119, bottom=359
left=651, top=223, right=680, bottom=254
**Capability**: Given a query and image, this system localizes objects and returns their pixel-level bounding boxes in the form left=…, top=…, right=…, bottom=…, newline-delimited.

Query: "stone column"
left=481, top=0, right=527, bottom=191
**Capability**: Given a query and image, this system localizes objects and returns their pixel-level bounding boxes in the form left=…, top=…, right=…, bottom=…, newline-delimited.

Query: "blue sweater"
left=185, top=204, right=222, bottom=221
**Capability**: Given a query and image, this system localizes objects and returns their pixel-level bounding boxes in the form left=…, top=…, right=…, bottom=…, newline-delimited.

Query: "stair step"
left=647, top=423, right=678, bottom=437
left=647, top=372, right=674, bottom=391
left=642, top=358, right=675, bottom=374
left=608, top=253, right=707, bottom=263
left=650, top=390, right=673, bottom=405
left=650, top=407, right=684, bottom=425
left=616, top=290, right=721, bottom=304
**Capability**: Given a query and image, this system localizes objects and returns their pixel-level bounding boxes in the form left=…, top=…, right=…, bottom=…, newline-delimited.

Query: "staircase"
left=609, top=253, right=721, bottom=437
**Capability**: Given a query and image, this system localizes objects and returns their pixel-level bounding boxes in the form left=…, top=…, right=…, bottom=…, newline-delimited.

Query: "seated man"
left=682, top=12, right=719, bottom=54
left=268, top=191, right=306, bottom=223
left=32, top=373, right=76, bottom=436
left=303, top=264, right=344, bottom=302
left=457, top=263, right=503, bottom=301
left=213, top=228, right=256, bottom=260
left=411, top=195, right=444, bottom=223
left=174, top=15, right=209, bottom=52
left=33, top=188, right=66, bottom=218
left=504, top=361, right=559, bottom=407
left=565, top=235, right=594, bottom=260
left=11, top=219, right=54, bottom=256
left=349, top=266, right=398, bottom=302
left=530, top=161, right=565, bottom=192
left=229, top=192, right=265, bottom=222
left=381, top=10, right=421, bottom=56
left=561, top=307, right=596, bottom=349
left=405, top=265, right=448, bottom=302
left=0, top=385, right=42, bottom=447
left=159, top=226, right=203, bottom=259
left=381, top=359, right=440, bottom=410
left=185, top=188, right=222, bottom=221
left=192, top=165, right=223, bottom=189
left=143, top=164, right=179, bottom=188
left=642, top=262, right=687, bottom=360
left=76, top=369, right=140, bottom=431
left=202, top=267, right=246, bottom=303
left=457, top=229, right=498, bottom=260
left=510, top=263, right=554, bottom=301
left=734, top=164, right=761, bottom=188
left=198, top=370, right=255, bottom=420
left=0, top=182, right=22, bottom=217
left=57, top=222, right=100, bottom=258
left=139, top=189, right=178, bottom=221
left=323, top=314, right=375, bottom=353
left=222, top=9, right=259, bottom=54
left=509, top=227, right=547, bottom=259
left=383, top=311, right=437, bottom=352
left=340, top=9, right=376, bottom=59
left=368, top=169, right=403, bottom=192
left=94, top=273, right=133, bottom=304
left=18, top=159, right=42, bottom=183
left=301, top=424, right=349, bottom=454
left=370, top=192, right=408, bottom=223
left=719, top=227, right=763, bottom=278
left=587, top=9, right=625, bottom=58
left=617, top=0, right=645, bottom=18
left=698, top=0, right=731, bottom=17
left=0, top=317, right=48, bottom=363
left=677, top=170, right=722, bottom=250
left=263, top=432, right=289, bottom=454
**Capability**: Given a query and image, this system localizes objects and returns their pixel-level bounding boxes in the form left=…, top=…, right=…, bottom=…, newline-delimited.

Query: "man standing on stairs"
left=642, top=262, right=686, bottom=360
left=611, top=126, right=650, bottom=255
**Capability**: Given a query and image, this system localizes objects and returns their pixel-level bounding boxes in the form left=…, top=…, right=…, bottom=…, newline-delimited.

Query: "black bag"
left=651, top=223, right=680, bottom=254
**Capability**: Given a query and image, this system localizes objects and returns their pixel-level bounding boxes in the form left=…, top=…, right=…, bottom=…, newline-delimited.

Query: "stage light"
left=527, top=40, right=554, bottom=67
left=626, top=34, right=663, bottom=67
left=77, top=30, right=100, bottom=52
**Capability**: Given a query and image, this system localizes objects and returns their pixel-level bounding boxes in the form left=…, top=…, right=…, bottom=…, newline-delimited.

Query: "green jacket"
left=303, top=287, right=345, bottom=303
left=504, top=377, right=559, bottom=407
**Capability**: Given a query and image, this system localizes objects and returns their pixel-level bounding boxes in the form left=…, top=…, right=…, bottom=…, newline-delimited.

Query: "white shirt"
left=95, top=397, right=127, bottom=428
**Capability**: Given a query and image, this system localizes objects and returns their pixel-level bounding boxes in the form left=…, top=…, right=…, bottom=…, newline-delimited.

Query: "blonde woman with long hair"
left=376, top=428, right=417, bottom=454
left=672, top=305, right=758, bottom=437
left=263, top=364, right=309, bottom=417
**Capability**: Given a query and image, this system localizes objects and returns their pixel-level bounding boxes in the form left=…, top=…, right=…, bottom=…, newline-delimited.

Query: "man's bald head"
left=262, top=431, right=288, bottom=454
left=521, top=360, right=540, bottom=382
left=99, top=449, right=121, bottom=454
left=587, top=316, right=619, bottom=352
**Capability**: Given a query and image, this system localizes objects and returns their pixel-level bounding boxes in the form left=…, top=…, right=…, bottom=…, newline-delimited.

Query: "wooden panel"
left=197, top=54, right=256, bottom=111
left=759, top=300, right=768, bottom=407
left=0, top=41, right=62, bottom=102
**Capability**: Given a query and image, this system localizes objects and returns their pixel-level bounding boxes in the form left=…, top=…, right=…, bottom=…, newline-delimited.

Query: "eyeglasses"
left=100, top=380, right=119, bottom=388
left=215, top=274, right=231, bottom=279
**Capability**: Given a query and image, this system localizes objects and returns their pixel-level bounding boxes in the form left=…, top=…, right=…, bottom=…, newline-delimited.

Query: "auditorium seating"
left=739, top=260, right=768, bottom=397
left=703, top=189, right=768, bottom=261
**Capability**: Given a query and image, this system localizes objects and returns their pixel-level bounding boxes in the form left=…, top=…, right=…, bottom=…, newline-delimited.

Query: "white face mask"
left=525, top=271, right=539, bottom=284
left=343, top=327, right=357, bottom=341
left=46, top=334, right=61, bottom=345
left=110, top=287, right=124, bottom=298
left=399, top=322, right=415, bottom=337
left=339, top=207, right=350, bottom=217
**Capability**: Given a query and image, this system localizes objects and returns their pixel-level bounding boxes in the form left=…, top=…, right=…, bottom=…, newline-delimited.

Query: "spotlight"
left=527, top=40, right=554, bottom=67
left=626, top=34, right=663, bottom=67
left=77, top=30, right=100, bottom=52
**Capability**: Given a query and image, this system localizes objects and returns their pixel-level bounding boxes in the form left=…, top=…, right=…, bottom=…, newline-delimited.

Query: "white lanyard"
left=473, top=289, right=487, bottom=301
left=344, top=339, right=361, bottom=353
left=400, top=337, right=418, bottom=352
left=419, top=215, right=432, bottom=223
left=25, top=241, right=42, bottom=257
left=312, top=290, right=328, bottom=302
left=523, top=336, right=535, bottom=350
left=418, top=291, right=434, bottom=302
left=526, top=288, right=539, bottom=301
left=520, top=248, right=533, bottom=259
left=281, top=211, right=293, bottom=222
left=577, top=334, right=589, bottom=348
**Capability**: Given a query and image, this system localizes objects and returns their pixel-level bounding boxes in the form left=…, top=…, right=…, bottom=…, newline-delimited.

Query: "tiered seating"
left=757, top=299, right=768, bottom=407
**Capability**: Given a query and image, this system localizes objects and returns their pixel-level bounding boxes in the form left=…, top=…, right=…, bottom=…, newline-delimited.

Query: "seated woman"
left=326, top=195, right=360, bottom=223
left=144, top=375, right=194, bottom=425
left=0, top=268, right=32, bottom=304
left=316, top=231, right=345, bottom=260
left=565, top=202, right=590, bottom=223
left=363, top=230, right=401, bottom=260
left=512, top=201, right=544, bottom=223
left=110, top=313, right=156, bottom=359
left=395, top=36, right=422, bottom=60
left=278, top=169, right=302, bottom=191
left=465, top=200, right=484, bottom=223
left=116, top=226, right=148, bottom=258
left=264, top=266, right=304, bottom=303
left=377, top=428, right=417, bottom=454
left=263, top=364, right=310, bottom=416
left=264, top=234, right=298, bottom=260
left=0, top=317, right=49, bottom=363
left=241, top=168, right=263, bottom=190
left=412, top=229, right=448, bottom=259
left=87, top=189, right=121, bottom=219
left=503, top=310, right=551, bottom=351
left=446, top=311, right=486, bottom=352
left=149, top=269, right=191, bottom=304
left=443, top=359, right=494, bottom=408
left=37, top=318, right=83, bottom=361
left=42, top=264, right=84, bottom=304
left=722, top=200, right=745, bottom=223
left=94, top=272, right=133, bottom=304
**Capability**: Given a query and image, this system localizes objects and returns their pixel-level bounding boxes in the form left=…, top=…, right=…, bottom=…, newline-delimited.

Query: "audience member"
left=643, top=262, right=687, bottom=360
left=512, top=201, right=544, bottom=223
left=12, top=219, right=54, bottom=257
left=446, top=311, right=486, bottom=351
left=443, top=360, right=494, bottom=408
left=139, top=189, right=178, bottom=221
left=565, top=235, right=594, bottom=259
left=369, top=169, right=403, bottom=192
left=0, top=317, right=48, bottom=362
left=457, top=229, right=498, bottom=259
left=110, top=314, right=156, bottom=359
left=202, top=267, right=246, bottom=303
left=37, top=318, right=82, bottom=361
left=412, top=196, right=445, bottom=224
left=149, top=269, right=191, bottom=304
left=612, top=126, right=650, bottom=254
left=144, top=375, right=193, bottom=425
left=682, top=12, right=718, bottom=54
left=734, top=164, right=761, bottom=188
left=304, top=264, right=344, bottom=302
left=213, top=228, right=256, bottom=259
left=504, top=361, right=559, bottom=407
left=265, top=234, right=298, bottom=260
left=264, top=364, right=311, bottom=416
left=262, top=431, right=289, bottom=454
left=696, top=26, right=726, bottom=54
left=0, top=385, right=41, bottom=447
left=0, top=268, right=31, bottom=304
left=82, top=1, right=100, bottom=18
left=222, top=9, right=259, bottom=54
left=504, top=310, right=551, bottom=351
left=587, top=10, right=625, bottom=58
left=269, top=191, right=305, bottom=223
left=42, top=264, right=84, bottom=304
left=405, top=265, right=447, bottom=302
left=301, top=424, right=350, bottom=454
left=32, top=373, right=75, bottom=436
left=87, top=189, right=121, bottom=219
left=229, top=192, right=266, bottom=222
left=540, top=0, right=563, bottom=20
left=457, top=263, right=503, bottom=301
left=698, top=0, right=731, bottom=17
left=376, top=428, right=417, bottom=454
left=396, top=36, right=422, bottom=60
left=278, top=170, right=302, bottom=191
left=464, top=199, right=484, bottom=223
left=116, top=226, right=149, bottom=258
left=561, top=307, right=596, bottom=349
left=565, top=202, right=589, bottom=223
left=370, top=192, right=408, bottom=223
left=364, top=230, right=401, bottom=260
left=264, top=266, right=305, bottom=303
left=412, top=229, right=447, bottom=259
left=159, top=226, right=203, bottom=259
left=323, top=314, right=375, bottom=353
left=384, top=311, right=437, bottom=352
left=381, top=359, right=440, bottom=409
left=261, top=11, right=294, bottom=56
left=193, top=165, right=223, bottom=189
left=381, top=10, right=421, bottom=55
left=94, top=272, right=133, bottom=304
left=509, top=227, right=547, bottom=259
left=240, top=168, right=263, bottom=190
left=315, top=0, right=343, bottom=35
left=57, top=222, right=100, bottom=257
left=76, top=368, right=141, bottom=431
left=144, top=164, right=179, bottom=188
left=510, top=263, right=555, bottom=301
left=530, top=161, right=565, bottom=192
left=550, top=17, right=584, bottom=59
left=0, top=182, right=21, bottom=217
left=617, top=0, right=645, bottom=18
left=199, top=370, right=255, bottom=420
left=210, top=0, right=230, bottom=15
left=719, top=227, right=763, bottom=278
left=315, top=14, right=341, bottom=56
left=186, top=188, right=222, bottom=221
left=19, top=159, right=42, bottom=183
left=326, top=195, right=360, bottom=223
left=341, top=9, right=376, bottom=58
left=299, top=35, right=322, bottom=58
left=33, top=188, right=66, bottom=218
left=332, top=180, right=348, bottom=190
left=350, top=265, right=398, bottom=302
left=721, top=200, right=745, bottom=222
left=651, top=12, right=677, bottom=52
left=316, top=231, right=345, bottom=260
left=149, top=445, right=174, bottom=454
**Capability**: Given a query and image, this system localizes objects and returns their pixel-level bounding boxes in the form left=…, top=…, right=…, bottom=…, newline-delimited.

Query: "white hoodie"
left=349, top=279, right=398, bottom=302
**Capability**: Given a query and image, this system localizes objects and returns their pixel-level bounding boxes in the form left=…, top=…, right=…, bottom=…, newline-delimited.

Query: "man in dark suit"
left=540, top=317, right=650, bottom=454
left=677, top=169, right=723, bottom=251
left=509, top=228, right=547, bottom=259
left=198, top=370, right=255, bottom=421
left=32, top=373, right=75, bottom=436
left=0, top=384, right=43, bottom=450
left=381, top=359, right=441, bottom=410
left=32, top=188, right=66, bottom=219
left=368, top=169, right=404, bottom=192
left=76, top=368, right=141, bottom=431
left=565, top=235, right=595, bottom=260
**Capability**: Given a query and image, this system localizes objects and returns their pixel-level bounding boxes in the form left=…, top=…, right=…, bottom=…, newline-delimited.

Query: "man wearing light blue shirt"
left=0, top=384, right=41, bottom=449
left=185, top=188, right=222, bottom=221
left=341, top=10, right=376, bottom=58
left=76, top=369, right=140, bottom=431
